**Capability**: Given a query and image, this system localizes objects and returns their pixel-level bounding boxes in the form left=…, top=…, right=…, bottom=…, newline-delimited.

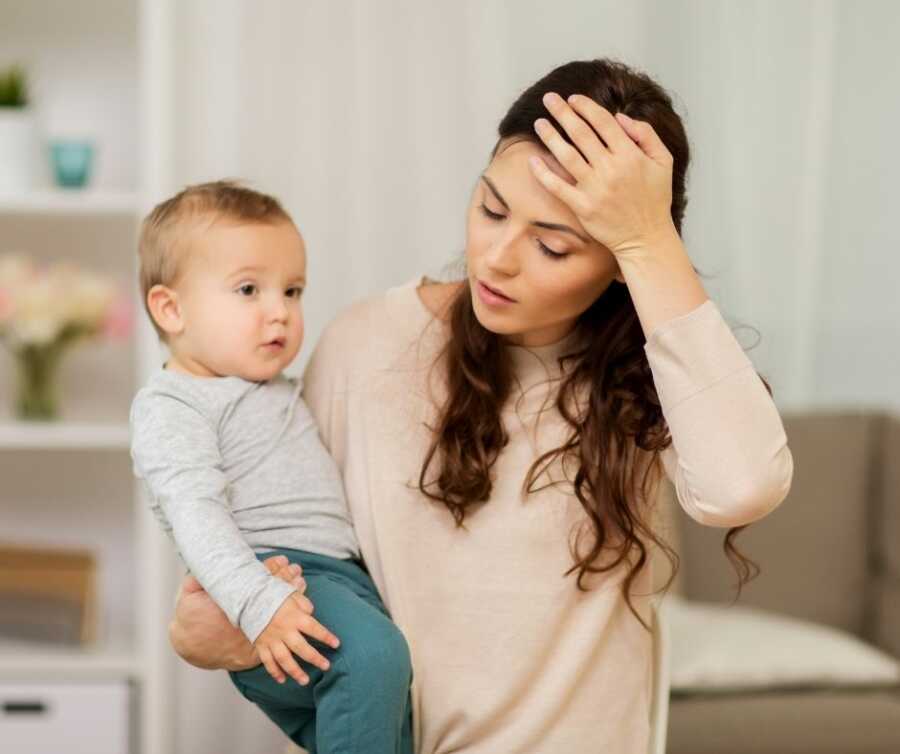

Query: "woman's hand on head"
left=168, top=555, right=312, bottom=671
left=528, top=91, right=677, bottom=257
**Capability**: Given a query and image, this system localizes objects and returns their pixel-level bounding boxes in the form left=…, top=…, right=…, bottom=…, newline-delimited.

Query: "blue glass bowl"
left=50, top=140, right=94, bottom=188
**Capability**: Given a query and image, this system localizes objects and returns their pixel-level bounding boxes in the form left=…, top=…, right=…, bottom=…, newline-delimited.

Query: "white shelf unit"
left=0, top=422, right=131, bottom=449
left=0, top=2, right=177, bottom=753
left=0, top=191, right=140, bottom=216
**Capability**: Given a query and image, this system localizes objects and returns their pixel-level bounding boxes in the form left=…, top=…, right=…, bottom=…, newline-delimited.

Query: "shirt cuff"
left=240, top=577, right=298, bottom=645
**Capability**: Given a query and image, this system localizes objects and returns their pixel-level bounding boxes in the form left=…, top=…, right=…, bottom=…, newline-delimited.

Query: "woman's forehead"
left=491, top=138, right=577, bottom=186
left=483, top=139, right=584, bottom=233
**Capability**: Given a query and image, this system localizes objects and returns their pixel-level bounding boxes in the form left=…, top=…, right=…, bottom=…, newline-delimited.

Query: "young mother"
left=169, top=57, right=793, bottom=753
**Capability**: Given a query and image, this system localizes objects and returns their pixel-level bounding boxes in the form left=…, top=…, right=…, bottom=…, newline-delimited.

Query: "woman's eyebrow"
left=481, top=174, right=592, bottom=244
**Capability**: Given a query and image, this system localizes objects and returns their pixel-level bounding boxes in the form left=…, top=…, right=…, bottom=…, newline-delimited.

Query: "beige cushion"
left=663, top=595, right=900, bottom=692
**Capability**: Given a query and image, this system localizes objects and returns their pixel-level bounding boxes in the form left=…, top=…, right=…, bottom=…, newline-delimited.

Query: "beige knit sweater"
left=302, top=276, right=793, bottom=754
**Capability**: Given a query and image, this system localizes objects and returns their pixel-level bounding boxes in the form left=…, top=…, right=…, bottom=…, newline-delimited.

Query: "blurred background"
left=0, top=1, right=897, bottom=753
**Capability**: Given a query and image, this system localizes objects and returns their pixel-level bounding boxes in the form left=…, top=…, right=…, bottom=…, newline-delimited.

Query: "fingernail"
left=542, top=92, right=559, bottom=106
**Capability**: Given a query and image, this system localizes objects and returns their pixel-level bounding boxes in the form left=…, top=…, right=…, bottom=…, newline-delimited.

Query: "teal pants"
left=229, top=549, right=413, bottom=754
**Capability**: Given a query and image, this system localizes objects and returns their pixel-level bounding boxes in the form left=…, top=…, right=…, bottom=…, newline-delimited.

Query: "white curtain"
left=165, top=2, right=900, bottom=751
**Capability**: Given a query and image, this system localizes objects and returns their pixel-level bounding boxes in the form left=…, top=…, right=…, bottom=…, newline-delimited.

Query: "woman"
left=169, top=57, right=793, bottom=753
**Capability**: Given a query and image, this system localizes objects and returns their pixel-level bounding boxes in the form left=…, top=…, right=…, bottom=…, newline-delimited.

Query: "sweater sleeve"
left=644, top=299, right=794, bottom=528
left=129, top=391, right=296, bottom=643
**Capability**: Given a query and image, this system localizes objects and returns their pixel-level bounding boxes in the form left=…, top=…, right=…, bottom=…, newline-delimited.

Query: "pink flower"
left=103, top=294, right=134, bottom=341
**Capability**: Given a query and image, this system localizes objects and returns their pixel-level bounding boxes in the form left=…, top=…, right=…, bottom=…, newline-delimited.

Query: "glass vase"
left=14, top=345, right=63, bottom=421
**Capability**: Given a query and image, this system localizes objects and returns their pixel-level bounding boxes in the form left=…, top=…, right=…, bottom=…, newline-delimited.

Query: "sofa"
left=658, top=408, right=900, bottom=754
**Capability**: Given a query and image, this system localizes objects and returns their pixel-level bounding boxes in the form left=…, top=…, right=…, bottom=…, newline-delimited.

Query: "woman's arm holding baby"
left=169, top=555, right=313, bottom=671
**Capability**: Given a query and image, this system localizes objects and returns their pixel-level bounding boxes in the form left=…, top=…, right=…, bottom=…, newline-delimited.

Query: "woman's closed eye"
left=479, top=203, right=569, bottom=261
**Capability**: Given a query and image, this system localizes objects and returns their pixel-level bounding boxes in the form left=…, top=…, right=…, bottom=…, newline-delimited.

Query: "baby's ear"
left=146, top=284, right=185, bottom=336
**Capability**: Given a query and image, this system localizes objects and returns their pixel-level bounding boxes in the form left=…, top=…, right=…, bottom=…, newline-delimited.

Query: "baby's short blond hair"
left=138, top=179, right=294, bottom=339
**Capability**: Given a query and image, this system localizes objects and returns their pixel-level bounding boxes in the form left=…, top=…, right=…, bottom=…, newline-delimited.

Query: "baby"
left=129, top=180, right=413, bottom=753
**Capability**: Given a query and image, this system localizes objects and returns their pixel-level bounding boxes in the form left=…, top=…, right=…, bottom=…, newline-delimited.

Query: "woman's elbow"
left=687, top=445, right=794, bottom=528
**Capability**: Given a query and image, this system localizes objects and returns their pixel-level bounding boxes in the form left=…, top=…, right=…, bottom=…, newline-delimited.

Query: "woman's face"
left=464, top=138, right=624, bottom=347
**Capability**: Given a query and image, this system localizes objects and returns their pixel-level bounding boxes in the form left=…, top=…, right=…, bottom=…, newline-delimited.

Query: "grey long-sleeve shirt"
left=129, top=367, right=360, bottom=643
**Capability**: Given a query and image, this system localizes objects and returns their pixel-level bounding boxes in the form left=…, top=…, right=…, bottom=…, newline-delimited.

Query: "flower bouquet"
left=0, top=253, right=132, bottom=420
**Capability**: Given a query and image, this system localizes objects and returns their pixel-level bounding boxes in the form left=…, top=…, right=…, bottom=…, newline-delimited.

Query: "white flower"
left=0, top=252, right=128, bottom=349
left=8, top=316, right=64, bottom=347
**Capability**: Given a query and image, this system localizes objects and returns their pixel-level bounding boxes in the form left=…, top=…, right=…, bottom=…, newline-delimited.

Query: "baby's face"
left=173, top=220, right=307, bottom=381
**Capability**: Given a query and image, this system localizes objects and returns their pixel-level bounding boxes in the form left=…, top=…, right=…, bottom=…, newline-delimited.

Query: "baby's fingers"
left=294, top=600, right=341, bottom=649
left=258, top=645, right=286, bottom=685
left=285, top=632, right=331, bottom=674
left=272, top=643, right=309, bottom=686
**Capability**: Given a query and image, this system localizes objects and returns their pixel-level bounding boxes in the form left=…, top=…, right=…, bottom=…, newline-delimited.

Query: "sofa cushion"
left=876, top=414, right=900, bottom=581
left=668, top=689, right=900, bottom=754
left=677, top=411, right=878, bottom=635
left=663, top=595, right=900, bottom=693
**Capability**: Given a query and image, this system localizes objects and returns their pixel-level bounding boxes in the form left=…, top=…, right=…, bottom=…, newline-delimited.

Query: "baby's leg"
left=229, top=550, right=413, bottom=754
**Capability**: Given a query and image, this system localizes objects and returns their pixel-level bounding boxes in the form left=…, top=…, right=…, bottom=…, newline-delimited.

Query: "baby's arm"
left=131, top=392, right=339, bottom=683
left=170, top=554, right=309, bottom=671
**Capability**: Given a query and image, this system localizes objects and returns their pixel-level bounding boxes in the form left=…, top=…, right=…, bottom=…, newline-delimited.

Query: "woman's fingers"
left=614, top=112, right=673, bottom=164
left=527, top=155, right=586, bottom=213
left=533, top=117, right=591, bottom=181
left=263, top=556, right=307, bottom=591
left=271, top=642, right=309, bottom=686
left=258, top=645, right=286, bottom=685
left=262, top=555, right=289, bottom=574
left=538, top=92, right=607, bottom=167
left=565, top=94, right=633, bottom=155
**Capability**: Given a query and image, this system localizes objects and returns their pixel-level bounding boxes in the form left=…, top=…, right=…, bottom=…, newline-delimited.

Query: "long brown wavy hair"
left=418, top=58, right=769, bottom=631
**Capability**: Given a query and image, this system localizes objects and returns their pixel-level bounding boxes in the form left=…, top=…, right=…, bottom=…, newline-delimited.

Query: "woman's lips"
left=477, top=280, right=516, bottom=307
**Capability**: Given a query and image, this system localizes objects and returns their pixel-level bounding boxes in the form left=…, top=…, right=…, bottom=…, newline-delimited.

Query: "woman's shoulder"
left=416, top=276, right=463, bottom=322
left=311, top=276, right=453, bottom=365
left=319, top=275, right=461, bottom=342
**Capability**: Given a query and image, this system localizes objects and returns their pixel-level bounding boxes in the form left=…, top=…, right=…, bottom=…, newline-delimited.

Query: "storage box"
left=0, top=545, right=97, bottom=644
left=0, top=680, right=130, bottom=753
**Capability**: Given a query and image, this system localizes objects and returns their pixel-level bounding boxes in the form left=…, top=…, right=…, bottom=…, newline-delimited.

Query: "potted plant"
left=0, top=65, right=39, bottom=193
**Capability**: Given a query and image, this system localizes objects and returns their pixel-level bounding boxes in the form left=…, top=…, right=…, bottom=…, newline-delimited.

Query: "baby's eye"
left=237, top=284, right=257, bottom=296
left=286, top=287, right=303, bottom=299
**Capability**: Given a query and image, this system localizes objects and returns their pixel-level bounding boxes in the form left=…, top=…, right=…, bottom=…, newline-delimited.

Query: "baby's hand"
left=263, top=555, right=314, bottom=614
left=254, top=593, right=341, bottom=686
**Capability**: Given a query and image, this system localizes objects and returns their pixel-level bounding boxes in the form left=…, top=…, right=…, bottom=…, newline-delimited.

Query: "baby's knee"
left=341, top=620, right=411, bottom=690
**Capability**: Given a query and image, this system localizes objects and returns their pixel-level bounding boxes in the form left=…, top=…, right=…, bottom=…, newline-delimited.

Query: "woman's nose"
left=484, top=232, right=519, bottom=276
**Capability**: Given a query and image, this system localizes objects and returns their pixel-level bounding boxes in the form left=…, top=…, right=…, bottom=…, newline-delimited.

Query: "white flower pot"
left=0, top=107, right=40, bottom=193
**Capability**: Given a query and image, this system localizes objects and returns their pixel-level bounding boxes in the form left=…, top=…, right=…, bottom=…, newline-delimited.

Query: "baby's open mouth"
left=265, top=338, right=285, bottom=348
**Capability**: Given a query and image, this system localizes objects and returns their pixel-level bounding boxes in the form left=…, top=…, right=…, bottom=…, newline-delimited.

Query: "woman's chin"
left=470, top=297, right=520, bottom=336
